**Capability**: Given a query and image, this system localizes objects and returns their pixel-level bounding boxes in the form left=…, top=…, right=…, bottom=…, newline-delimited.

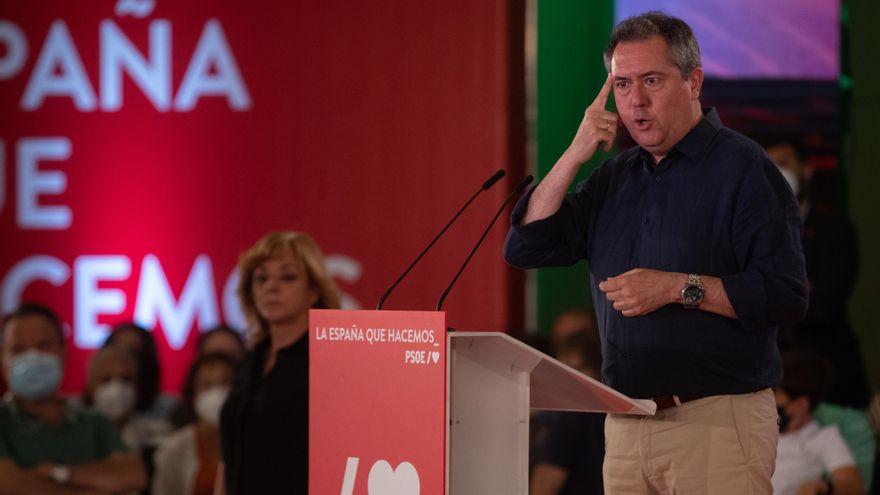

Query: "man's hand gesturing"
left=563, top=73, right=619, bottom=165
left=521, top=74, right=619, bottom=225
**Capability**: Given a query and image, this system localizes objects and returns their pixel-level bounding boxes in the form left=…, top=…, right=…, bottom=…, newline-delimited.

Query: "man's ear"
left=688, top=67, right=704, bottom=99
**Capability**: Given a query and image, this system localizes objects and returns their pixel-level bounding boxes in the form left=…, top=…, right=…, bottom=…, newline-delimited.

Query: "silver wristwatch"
left=680, top=273, right=705, bottom=309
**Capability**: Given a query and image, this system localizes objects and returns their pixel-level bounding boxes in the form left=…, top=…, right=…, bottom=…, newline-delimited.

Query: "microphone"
left=435, top=175, right=534, bottom=311
left=375, top=169, right=507, bottom=310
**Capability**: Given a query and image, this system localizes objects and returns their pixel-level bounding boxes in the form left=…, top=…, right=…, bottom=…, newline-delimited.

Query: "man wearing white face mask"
left=153, top=353, right=236, bottom=495
left=0, top=303, right=148, bottom=494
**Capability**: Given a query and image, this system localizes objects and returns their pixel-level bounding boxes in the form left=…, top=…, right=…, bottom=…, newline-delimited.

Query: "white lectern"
left=447, top=332, right=655, bottom=494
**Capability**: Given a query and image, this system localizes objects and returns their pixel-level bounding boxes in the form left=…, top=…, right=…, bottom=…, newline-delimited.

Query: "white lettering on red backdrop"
left=12, top=15, right=251, bottom=112
left=0, top=2, right=364, bottom=393
left=1, top=255, right=364, bottom=350
left=2, top=0, right=514, bottom=399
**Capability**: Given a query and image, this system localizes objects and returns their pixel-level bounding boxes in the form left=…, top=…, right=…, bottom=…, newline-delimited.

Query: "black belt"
left=651, top=394, right=704, bottom=411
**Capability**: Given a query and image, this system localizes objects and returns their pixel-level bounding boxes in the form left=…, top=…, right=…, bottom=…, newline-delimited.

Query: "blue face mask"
left=9, top=350, right=63, bottom=399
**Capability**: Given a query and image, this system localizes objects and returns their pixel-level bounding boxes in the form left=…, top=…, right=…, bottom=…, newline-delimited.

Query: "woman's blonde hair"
left=237, top=231, right=341, bottom=346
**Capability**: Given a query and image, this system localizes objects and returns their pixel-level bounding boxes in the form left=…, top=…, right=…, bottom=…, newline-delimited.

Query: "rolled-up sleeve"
left=503, top=176, right=596, bottom=269
left=722, top=161, right=808, bottom=332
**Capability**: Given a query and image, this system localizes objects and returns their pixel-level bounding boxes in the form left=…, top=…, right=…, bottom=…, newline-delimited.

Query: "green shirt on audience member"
left=0, top=397, right=127, bottom=468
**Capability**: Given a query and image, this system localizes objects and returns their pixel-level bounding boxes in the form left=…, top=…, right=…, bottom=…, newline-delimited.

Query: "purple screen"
left=616, top=0, right=839, bottom=79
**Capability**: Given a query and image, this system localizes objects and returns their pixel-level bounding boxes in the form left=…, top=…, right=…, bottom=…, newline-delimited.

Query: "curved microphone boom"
left=375, top=169, right=506, bottom=310
left=435, top=175, right=534, bottom=311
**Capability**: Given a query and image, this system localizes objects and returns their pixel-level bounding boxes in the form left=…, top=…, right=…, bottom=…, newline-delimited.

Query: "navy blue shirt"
left=504, top=109, right=808, bottom=399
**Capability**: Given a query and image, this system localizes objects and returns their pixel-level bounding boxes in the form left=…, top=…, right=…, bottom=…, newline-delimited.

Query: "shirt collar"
left=674, top=107, right=722, bottom=159
left=780, top=419, right=820, bottom=441
left=636, top=107, right=723, bottom=165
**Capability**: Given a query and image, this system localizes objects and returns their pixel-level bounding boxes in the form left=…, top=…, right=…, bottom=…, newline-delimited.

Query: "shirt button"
left=655, top=177, right=662, bottom=183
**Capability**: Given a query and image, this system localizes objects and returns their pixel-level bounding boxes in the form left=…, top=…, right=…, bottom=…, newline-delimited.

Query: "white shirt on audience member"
left=773, top=420, right=856, bottom=495
left=152, top=425, right=199, bottom=495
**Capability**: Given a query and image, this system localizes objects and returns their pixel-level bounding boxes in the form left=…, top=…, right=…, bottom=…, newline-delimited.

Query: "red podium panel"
left=310, top=309, right=446, bottom=495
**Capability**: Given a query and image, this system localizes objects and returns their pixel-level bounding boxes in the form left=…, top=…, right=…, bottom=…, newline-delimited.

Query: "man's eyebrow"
left=614, top=71, right=665, bottom=80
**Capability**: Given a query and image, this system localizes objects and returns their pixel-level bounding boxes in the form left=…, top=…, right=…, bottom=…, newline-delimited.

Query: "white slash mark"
left=341, top=457, right=359, bottom=495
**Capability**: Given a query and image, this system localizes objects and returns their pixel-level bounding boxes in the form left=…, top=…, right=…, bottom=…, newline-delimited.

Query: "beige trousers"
left=603, top=388, right=778, bottom=495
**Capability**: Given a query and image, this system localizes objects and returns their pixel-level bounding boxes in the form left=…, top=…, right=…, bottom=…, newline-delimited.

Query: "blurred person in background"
left=104, top=323, right=177, bottom=419
left=766, top=139, right=870, bottom=409
left=549, top=308, right=598, bottom=357
left=773, top=351, right=865, bottom=495
left=153, top=353, right=236, bottom=495
left=101, top=325, right=175, bottom=494
left=83, top=346, right=171, bottom=465
left=218, top=231, right=341, bottom=494
left=531, top=331, right=605, bottom=495
left=0, top=303, right=146, bottom=494
left=83, top=347, right=138, bottom=443
left=170, top=326, right=245, bottom=429
left=197, top=326, right=245, bottom=364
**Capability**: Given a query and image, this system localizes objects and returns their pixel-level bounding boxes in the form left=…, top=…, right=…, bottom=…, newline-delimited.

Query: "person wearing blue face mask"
left=0, top=303, right=148, bottom=494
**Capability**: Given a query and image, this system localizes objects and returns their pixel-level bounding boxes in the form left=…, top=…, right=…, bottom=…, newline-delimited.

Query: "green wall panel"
left=535, top=1, right=614, bottom=333
left=844, top=0, right=880, bottom=393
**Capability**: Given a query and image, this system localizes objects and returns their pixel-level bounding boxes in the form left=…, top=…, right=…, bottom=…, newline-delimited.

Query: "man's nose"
left=630, top=82, right=648, bottom=106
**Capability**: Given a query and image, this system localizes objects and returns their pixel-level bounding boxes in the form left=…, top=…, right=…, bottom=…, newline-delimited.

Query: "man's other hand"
left=599, top=268, right=682, bottom=317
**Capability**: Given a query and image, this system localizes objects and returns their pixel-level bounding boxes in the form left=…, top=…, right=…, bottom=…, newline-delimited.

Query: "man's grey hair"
left=603, top=11, right=702, bottom=79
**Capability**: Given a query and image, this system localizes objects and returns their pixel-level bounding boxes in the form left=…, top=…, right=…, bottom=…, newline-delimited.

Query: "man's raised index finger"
left=591, top=73, right=614, bottom=109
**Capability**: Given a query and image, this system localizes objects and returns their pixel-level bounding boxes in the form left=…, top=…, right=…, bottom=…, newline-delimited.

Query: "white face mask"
left=195, top=385, right=230, bottom=425
left=778, top=166, right=800, bottom=197
left=93, top=379, right=136, bottom=421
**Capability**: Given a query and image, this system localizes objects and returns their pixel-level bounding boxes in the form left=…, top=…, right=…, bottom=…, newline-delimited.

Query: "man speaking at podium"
left=504, top=12, right=807, bottom=494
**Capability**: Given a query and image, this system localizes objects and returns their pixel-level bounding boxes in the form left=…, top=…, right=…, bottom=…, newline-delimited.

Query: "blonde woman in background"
left=217, top=231, right=341, bottom=495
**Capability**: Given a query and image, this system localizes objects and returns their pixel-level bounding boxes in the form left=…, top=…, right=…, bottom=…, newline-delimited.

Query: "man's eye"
left=645, top=77, right=659, bottom=85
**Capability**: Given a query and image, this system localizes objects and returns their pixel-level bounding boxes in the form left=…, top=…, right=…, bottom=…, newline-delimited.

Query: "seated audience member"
left=153, top=353, right=236, bottom=495
left=169, top=325, right=245, bottom=429
left=197, top=326, right=245, bottom=364
left=813, top=401, right=876, bottom=492
left=83, top=346, right=171, bottom=451
left=100, top=327, right=175, bottom=494
left=0, top=303, right=147, bottom=493
left=549, top=308, right=597, bottom=356
left=773, top=351, right=865, bottom=495
left=531, top=331, right=605, bottom=495
left=104, top=323, right=177, bottom=420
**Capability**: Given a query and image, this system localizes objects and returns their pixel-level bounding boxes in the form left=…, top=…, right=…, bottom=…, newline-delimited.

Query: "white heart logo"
left=430, top=351, right=440, bottom=364
left=367, top=460, right=420, bottom=495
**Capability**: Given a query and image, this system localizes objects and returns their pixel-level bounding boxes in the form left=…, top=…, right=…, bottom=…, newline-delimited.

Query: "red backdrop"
left=0, top=0, right=524, bottom=393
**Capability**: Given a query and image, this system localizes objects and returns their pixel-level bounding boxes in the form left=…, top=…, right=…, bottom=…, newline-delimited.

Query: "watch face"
left=683, top=285, right=704, bottom=303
